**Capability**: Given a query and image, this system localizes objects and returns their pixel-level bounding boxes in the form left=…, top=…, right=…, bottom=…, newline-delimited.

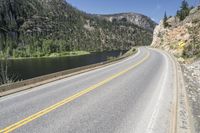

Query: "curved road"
left=0, top=47, right=176, bottom=133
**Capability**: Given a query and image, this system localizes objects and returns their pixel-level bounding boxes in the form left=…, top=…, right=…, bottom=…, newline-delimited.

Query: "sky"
left=66, top=0, right=198, bottom=23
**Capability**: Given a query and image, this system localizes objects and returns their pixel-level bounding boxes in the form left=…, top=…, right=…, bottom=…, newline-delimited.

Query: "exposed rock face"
left=100, top=13, right=157, bottom=32
left=151, top=19, right=190, bottom=57
left=0, top=0, right=155, bottom=56
left=151, top=6, right=200, bottom=59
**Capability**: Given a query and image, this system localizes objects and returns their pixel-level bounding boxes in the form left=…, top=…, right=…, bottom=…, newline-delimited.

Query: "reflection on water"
left=7, top=51, right=126, bottom=80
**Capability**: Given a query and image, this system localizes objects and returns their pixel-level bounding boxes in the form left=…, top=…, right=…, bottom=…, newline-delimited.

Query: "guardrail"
left=0, top=48, right=137, bottom=97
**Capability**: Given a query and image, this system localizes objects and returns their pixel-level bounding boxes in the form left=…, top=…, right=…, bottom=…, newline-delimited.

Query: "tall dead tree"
left=0, top=48, right=17, bottom=85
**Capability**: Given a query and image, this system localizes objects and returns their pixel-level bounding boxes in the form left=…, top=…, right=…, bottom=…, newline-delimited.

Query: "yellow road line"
left=0, top=52, right=150, bottom=133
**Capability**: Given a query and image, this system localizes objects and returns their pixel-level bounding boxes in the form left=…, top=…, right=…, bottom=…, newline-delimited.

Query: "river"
left=6, top=51, right=126, bottom=81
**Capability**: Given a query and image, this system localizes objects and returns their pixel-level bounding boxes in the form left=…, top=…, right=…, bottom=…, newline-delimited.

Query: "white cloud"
left=156, top=4, right=161, bottom=10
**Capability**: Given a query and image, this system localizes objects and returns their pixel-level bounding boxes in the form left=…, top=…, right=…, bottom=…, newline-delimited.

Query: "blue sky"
left=66, top=0, right=198, bottom=23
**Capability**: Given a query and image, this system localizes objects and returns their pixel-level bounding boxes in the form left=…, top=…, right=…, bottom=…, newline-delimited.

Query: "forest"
left=0, top=0, right=154, bottom=58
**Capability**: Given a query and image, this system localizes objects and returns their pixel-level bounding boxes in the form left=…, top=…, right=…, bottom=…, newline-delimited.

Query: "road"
left=0, top=47, right=176, bottom=133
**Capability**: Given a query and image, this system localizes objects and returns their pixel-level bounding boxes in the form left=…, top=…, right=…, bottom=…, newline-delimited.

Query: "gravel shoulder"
left=181, top=60, right=200, bottom=133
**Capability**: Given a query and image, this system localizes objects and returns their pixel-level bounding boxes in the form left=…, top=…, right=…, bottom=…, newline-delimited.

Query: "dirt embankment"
left=182, top=61, right=200, bottom=132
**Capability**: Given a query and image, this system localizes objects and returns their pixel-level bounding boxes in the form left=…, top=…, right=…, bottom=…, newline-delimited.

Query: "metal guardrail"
left=0, top=49, right=136, bottom=96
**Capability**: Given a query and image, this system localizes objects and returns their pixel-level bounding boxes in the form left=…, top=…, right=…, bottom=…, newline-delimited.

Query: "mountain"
left=99, top=13, right=157, bottom=32
left=151, top=6, right=200, bottom=60
left=0, top=0, right=156, bottom=58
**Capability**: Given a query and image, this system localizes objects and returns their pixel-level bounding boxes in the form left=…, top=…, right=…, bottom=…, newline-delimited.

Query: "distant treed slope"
left=0, top=0, right=155, bottom=57
left=100, top=13, right=157, bottom=32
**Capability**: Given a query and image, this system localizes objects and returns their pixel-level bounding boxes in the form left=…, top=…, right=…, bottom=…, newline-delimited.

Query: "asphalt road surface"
left=0, top=47, right=176, bottom=133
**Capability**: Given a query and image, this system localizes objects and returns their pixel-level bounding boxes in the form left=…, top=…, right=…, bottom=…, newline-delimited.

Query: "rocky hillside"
left=151, top=6, right=200, bottom=61
left=100, top=13, right=157, bottom=32
left=0, top=0, right=155, bottom=58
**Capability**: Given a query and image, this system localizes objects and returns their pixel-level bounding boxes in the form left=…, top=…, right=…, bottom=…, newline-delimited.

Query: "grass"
left=107, top=56, right=117, bottom=61
left=121, top=47, right=137, bottom=57
left=8, top=51, right=91, bottom=60
left=48, top=51, right=90, bottom=57
left=3, top=48, right=137, bottom=61
left=106, top=47, right=137, bottom=62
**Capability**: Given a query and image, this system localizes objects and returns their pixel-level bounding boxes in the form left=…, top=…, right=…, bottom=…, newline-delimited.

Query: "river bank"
left=1, top=51, right=91, bottom=60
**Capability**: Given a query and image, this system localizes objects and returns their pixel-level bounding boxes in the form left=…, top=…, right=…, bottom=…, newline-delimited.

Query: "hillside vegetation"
left=0, top=0, right=155, bottom=58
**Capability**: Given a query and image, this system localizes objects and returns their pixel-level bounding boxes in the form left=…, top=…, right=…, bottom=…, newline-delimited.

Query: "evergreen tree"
left=163, top=12, right=168, bottom=28
left=176, top=0, right=190, bottom=21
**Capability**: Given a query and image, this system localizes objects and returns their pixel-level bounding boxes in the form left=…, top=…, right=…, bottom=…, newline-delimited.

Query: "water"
left=6, top=51, right=126, bottom=80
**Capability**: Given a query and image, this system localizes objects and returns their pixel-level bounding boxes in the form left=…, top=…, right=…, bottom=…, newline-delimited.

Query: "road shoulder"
left=166, top=51, right=194, bottom=133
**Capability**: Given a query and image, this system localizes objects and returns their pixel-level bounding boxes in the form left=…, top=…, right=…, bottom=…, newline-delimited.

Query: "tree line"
left=163, top=0, right=192, bottom=28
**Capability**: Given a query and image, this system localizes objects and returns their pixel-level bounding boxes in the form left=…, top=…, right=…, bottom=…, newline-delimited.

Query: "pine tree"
left=176, top=0, right=190, bottom=21
left=163, top=12, right=168, bottom=28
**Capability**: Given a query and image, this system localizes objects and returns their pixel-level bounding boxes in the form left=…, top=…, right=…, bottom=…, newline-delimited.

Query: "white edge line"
left=146, top=49, right=170, bottom=133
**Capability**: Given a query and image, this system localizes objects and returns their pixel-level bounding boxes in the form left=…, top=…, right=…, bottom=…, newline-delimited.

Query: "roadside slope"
left=151, top=4, right=200, bottom=133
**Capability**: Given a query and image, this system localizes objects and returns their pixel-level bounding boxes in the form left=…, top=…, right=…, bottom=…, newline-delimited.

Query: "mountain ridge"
left=99, top=12, right=157, bottom=32
left=0, top=0, right=155, bottom=58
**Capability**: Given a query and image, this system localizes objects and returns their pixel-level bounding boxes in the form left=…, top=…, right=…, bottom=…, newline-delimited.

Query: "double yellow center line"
left=0, top=52, right=150, bottom=133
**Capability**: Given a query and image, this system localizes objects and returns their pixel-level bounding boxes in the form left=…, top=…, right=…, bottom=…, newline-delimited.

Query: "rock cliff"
left=151, top=6, right=200, bottom=60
